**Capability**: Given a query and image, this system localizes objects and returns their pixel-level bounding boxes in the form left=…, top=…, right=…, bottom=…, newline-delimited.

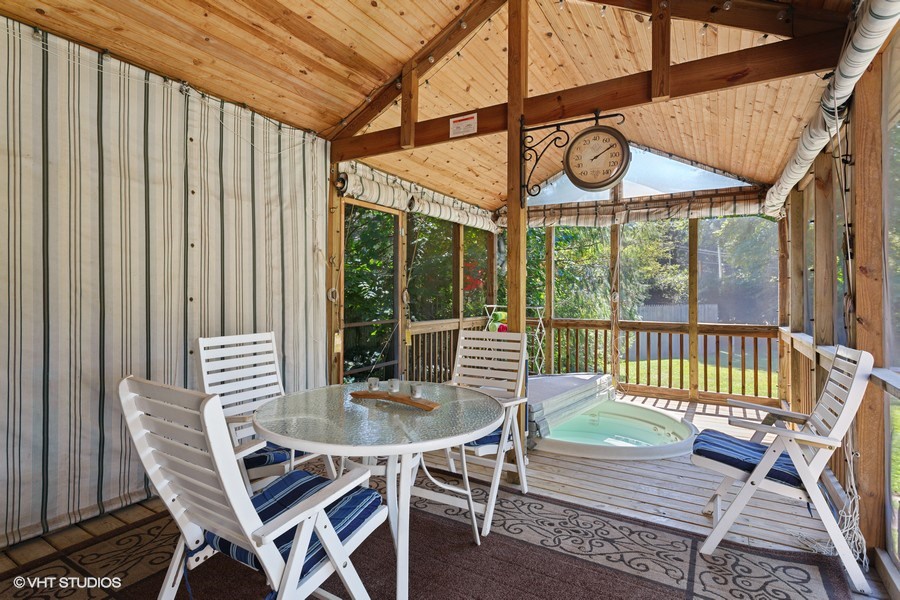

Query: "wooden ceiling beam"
left=331, top=27, right=845, bottom=162
left=583, top=0, right=846, bottom=37
left=329, top=0, right=507, bottom=141
left=651, top=0, right=671, bottom=101
left=400, top=65, right=419, bottom=149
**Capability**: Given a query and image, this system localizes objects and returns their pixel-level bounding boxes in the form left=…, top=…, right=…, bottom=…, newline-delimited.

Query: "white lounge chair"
left=444, top=329, right=528, bottom=536
left=196, top=332, right=336, bottom=492
left=119, top=375, right=387, bottom=600
left=691, top=345, right=874, bottom=594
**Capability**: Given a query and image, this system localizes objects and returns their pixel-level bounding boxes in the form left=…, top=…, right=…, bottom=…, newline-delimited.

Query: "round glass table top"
left=253, top=381, right=504, bottom=456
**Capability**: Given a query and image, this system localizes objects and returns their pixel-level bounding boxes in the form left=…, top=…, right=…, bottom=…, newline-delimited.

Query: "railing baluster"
left=603, top=329, right=609, bottom=373
left=668, top=333, right=673, bottom=388
left=741, top=336, right=747, bottom=396
left=656, top=332, right=662, bottom=387
left=566, top=327, right=571, bottom=373
left=753, top=336, right=759, bottom=397
left=593, top=328, right=599, bottom=373
left=715, top=334, right=721, bottom=394
left=584, top=327, right=590, bottom=372
left=679, top=334, right=685, bottom=389
left=703, top=333, right=709, bottom=392
left=575, top=328, right=581, bottom=373
left=728, top=336, right=733, bottom=395
left=767, top=337, right=773, bottom=399
left=625, top=331, right=631, bottom=383
left=556, top=328, right=561, bottom=374
left=635, top=330, right=641, bottom=385
left=645, top=331, right=651, bottom=386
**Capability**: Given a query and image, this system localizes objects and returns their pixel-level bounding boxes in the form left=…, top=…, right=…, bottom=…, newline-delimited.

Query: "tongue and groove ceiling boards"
left=2, top=0, right=852, bottom=210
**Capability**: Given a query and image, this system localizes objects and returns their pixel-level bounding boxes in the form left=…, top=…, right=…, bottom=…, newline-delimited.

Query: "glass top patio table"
left=253, top=381, right=504, bottom=457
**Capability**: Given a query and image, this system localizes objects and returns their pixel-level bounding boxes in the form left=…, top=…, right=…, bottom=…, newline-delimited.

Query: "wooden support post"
left=610, top=221, right=621, bottom=387
left=688, top=219, right=699, bottom=400
left=545, top=227, right=556, bottom=374
left=486, top=232, right=498, bottom=306
left=326, top=169, right=345, bottom=384
left=651, top=0, right=671, bottom=101
left=813, top=152, right=835, bottom=396
left=506, top=0, right=528, bottom=338
left=778, top=217, right=789, bottom=404
left=789, top=189, right=806, bottom=332
left=505, top=0, right=528, bottom=485
left=851, top=55, right=885, bottom=552
left=452, top=223, right=464, bottom=323
left=398, top=211, right=409, bottom=379
left=788, top=189, right=806, bottom=412
left=400, top=64, right=418, bottom=149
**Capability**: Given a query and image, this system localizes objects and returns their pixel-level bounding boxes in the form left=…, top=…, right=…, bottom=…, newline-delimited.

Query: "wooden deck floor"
left=1, top=394, right=889, bottom=598
left=426, top=394, right=888, bottom=598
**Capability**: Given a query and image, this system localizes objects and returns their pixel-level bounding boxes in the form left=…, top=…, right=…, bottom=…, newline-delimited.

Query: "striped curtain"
left=0, top=19, right=328, bottom=547
left=336, top=161, right=499, bottom=233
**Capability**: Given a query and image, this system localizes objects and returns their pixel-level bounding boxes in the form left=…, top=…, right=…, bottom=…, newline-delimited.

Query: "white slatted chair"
left=119, top=376, right=387, bottom=600
left=444, top=329, right=528, bottom=537
left=690, top=345, right=874, bottom=594
left=196, top=332, right=335, bottom=492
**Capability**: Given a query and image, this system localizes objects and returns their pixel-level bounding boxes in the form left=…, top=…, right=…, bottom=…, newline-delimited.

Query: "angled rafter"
left=331, top=27, right=846, bottom=162
left=329, top=0, right=507, bottom=141
left=586, top=0, right=846, bottom=37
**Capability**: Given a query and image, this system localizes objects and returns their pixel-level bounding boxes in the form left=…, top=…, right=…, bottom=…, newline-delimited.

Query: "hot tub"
left=528, top=374, right=698, bottom=460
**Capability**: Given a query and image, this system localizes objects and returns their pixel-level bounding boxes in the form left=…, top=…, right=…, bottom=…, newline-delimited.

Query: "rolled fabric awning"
left=336, top=161, right=499, bottom=233
left=763, top=0, right=900, bottom=217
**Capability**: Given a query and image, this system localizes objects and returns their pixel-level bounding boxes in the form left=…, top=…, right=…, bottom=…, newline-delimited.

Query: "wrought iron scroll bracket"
left=519, top=110, right=626, bottom=206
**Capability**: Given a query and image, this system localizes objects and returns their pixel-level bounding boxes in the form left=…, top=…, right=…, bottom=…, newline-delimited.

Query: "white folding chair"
left=119, top=376, right=387, bottom=600
left=691, top=345, right=874, bottom=594
left=443, top=329, right=528, bottom=536
left=196, top=332, right=336, bottom=492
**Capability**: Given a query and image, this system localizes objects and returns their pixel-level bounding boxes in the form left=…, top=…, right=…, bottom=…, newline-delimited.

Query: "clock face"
left=563, top=126, right=631, bottom=192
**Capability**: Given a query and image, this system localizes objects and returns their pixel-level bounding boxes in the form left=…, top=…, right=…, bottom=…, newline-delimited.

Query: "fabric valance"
left=497, top=186, right=766, bottom=228
left=336, top=162, right=499, bottom=233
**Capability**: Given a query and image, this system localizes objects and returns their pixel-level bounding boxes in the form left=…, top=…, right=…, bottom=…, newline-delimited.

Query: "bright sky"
left=529, top=146, right=747, bottom=206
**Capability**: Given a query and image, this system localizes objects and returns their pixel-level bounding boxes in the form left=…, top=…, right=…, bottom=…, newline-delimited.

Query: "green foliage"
left=408, top=215, right=453, bottom=321
left=464, top=227, right=490, bottom=317
left=343, top=204, right=396, bottom=324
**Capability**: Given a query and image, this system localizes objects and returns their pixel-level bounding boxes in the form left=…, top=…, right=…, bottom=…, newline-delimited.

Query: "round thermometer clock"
left=563, top=125, right=631, bottom=191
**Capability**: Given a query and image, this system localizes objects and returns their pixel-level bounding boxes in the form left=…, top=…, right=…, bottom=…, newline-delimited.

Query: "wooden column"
left=789, top=189, right=806, bottom=333
left=651, top=0, right=671, bottom=101
left=545, top=227, right=556, bottom=374
left=813, top=152, right=835, bottom=395
left=486, top=231, right=498, bottom=306
left=400, top=65, right=418, bottom=149
left=326, top=167, right=344, bottom=384
left=852, top=54, right=885, bottom=552
left=452, top=223, right=463, bottom=322
left=398, top=212, right=409, bottom=379
left=610, top=222, right=621, bottom=386
left=688, top=218, right=699, bottom=400
left=505, top=0, right=529, bottom=484
left=506, top=0, right=528, bottom=339
left=777, top=217, right=790, bottom=404
left=788, top=189, right=806, bottom=412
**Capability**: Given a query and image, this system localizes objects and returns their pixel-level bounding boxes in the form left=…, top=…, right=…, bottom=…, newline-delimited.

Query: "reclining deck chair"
left=196, top=332, right=335, bottom=491
left=444, top=329, right=528, bottom=536
left=119, top=376, right=387, bottom=600
left=690, top=345, right=874, bottom=594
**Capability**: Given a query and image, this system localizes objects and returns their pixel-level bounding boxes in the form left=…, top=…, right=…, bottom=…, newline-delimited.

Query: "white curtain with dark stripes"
left=0, top=18, right=328, bottom=547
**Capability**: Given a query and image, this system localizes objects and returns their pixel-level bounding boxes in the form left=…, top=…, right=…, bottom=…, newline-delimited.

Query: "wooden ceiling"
left=2, top=0, right=851, bottom=210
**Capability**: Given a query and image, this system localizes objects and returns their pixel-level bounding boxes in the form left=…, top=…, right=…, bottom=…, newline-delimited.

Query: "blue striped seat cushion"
left=465, top=427, right=506, bottom=448
left=243, top=442, right=306, bottom=470
left=205, top=470, right=382, bottom=579
left=692, top=429, right=802, bottom=488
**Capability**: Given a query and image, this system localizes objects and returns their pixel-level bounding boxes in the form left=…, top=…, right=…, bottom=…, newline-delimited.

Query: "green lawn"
left=552, top=357, right=778, bottom=398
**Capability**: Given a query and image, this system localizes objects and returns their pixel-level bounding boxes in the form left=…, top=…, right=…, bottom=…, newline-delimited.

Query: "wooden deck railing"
left=406, top=316, right=780, bottom=406
left=548, top=318, right=779, bottom=405
left=405, top=317, right=487, bottom=382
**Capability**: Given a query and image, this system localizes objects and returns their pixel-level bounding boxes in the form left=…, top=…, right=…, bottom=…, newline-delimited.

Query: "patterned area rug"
left=0, top=474, right=851, bottom=600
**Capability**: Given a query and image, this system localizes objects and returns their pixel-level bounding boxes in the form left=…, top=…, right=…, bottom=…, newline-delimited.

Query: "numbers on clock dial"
left=570, top=135, right=622, bottom=184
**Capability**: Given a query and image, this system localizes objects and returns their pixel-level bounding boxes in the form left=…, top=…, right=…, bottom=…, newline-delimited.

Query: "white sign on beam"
left=449, top=113, right=478, bottom=138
